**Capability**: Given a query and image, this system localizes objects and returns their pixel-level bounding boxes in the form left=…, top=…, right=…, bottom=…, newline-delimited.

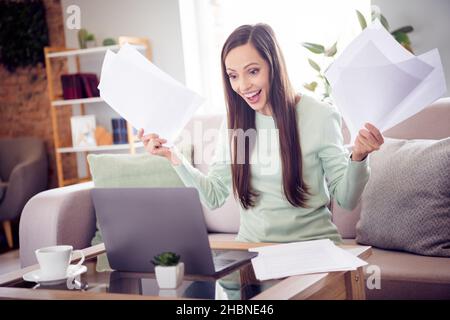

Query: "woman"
left=138, top=23, right=384, bottom=244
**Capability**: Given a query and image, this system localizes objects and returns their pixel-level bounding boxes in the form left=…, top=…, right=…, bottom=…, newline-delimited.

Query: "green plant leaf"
left=303, top=81, right=318, bottom=92
left=308, top=58, right=321, bottom=72
left=301, top=42, right=325, bottom=54
left=324, top=42, right=337, bottom=57
left=379, top=14, right=390, bottom=30
left=325, top=81, right=331, bottom=95
left=392, top=31, right=410, bottom=45
left=391, top=26, right=413, bottom=34
left=152, top=252, right=180, bottom=266
left=78, top=29, right=88, bottom=49
left=103, top=38, right=117, bottom=46
left=356, top=10, right=367, bottom=30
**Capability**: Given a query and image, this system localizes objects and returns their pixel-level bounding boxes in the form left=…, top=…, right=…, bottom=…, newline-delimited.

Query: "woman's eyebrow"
left=226, top=62, right=260, bottom=72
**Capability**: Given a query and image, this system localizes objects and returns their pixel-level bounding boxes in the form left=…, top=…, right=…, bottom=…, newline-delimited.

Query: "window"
left=179, top=0, right=370, bottom=115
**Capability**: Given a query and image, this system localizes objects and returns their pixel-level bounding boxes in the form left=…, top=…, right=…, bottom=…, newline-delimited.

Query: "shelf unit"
left=44, top=37, right=151, bottom=187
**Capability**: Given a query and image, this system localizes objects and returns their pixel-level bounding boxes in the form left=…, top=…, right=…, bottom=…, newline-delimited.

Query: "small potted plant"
left=85, top=34, right=97, bottom=48
left=152, top=252, right=184, bottom=289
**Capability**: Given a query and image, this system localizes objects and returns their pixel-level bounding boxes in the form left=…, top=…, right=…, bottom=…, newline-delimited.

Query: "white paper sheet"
left=249, top=239, right=367, bottom=281
left=325, top=20, right=447, bottom=143
left=98, top=43, right=204, bottom=146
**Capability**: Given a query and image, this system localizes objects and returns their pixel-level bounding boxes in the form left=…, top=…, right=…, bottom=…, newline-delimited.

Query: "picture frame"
left=70, top=115, right=97, bottom=148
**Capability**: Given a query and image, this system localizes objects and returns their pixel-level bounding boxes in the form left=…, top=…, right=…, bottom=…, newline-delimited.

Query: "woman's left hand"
left=352, top=123, right=384, bottom=161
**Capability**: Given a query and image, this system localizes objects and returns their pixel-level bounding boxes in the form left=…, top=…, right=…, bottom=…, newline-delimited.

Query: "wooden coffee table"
left=0, top=237, right=371, bottom=300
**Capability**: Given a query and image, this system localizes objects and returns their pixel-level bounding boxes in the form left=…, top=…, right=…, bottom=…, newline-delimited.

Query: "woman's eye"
left=249, top=69, right=259, bottom=75
left=228, top=74, right=237, bottom=80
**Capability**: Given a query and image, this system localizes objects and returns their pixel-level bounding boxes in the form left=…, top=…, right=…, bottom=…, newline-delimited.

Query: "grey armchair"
left=0, top=137, right=48, bottom=248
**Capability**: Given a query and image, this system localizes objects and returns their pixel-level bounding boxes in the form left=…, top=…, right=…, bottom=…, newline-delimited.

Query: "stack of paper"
left=98, top=43, right=204, bottom=146
left=249, top=239, right=367, bottom=281
left=325, top=20, right=447, bottom=143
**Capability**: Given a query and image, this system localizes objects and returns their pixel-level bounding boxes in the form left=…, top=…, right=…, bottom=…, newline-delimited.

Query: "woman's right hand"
left=137, top=129, right=180, bottom=164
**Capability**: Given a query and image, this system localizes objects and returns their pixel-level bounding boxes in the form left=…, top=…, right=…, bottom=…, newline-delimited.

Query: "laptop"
left=91, top=187, right=257, bottom=276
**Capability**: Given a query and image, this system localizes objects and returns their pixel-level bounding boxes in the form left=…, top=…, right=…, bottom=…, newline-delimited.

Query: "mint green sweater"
left=172, top=94, right=370, bottom=243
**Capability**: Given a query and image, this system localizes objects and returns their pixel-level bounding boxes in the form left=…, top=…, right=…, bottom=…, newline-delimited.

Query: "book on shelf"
left=111, top=118, right=128, bottom=144
left=61, top=73, right=100, bottom=100
left=61, top=74, right=83, bottom=100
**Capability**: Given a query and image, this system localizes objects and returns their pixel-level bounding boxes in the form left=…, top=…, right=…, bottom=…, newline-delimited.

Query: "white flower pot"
left=155, top=262, right=184, bottom=289
left=85, top=40, right=96, bottom=48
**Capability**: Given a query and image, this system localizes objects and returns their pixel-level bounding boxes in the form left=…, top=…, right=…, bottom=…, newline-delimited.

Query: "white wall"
left=61, top=0, right=185, bottom=83
left=372, top=0, right=450, bottom=96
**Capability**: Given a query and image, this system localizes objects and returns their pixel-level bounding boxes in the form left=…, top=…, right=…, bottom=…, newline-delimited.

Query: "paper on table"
left=249, top=239, right=367, bottom=281
left=325, top=20, right=447, bottom=143
left=98, top=43, right=204, bottom=146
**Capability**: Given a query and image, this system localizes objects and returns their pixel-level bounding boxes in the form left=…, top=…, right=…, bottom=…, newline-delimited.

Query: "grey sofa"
left=19, top=98, right=450, bottom=299
left=0, top=137, right=48, bottom=248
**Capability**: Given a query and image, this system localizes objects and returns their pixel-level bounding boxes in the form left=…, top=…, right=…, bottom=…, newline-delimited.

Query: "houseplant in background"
left=78, top=28, right=97, bottom=49
left=102, top=38, right=117, bottom=46
left=0, top=0, right=49, bottom=72
left=152, top=252, right=184, bottom=289
left=302, top=5, right=414, bottom=101
left=85, top=33, right=96, bottom=48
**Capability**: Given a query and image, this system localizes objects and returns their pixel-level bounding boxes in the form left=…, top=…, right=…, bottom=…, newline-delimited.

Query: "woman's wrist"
left=351, top=152, right=367, bottom=162
left=168, top=149, right=181, bottom=166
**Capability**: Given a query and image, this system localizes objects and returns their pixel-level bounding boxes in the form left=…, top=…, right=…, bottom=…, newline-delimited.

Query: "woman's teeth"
left=244, top=90, right=260, bottom=98
left=244, top=90, right=261, bottom=103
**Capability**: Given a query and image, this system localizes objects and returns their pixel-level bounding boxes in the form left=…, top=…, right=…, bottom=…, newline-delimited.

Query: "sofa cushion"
left=87, top=147, right=193, bottom=271
left=356, top=138, right=450, bottom=257
left=181, top=115, right=240, bottom=234
left=87, top=151, right=192, bottom=188
left=343, top=239, right=450, bottom=299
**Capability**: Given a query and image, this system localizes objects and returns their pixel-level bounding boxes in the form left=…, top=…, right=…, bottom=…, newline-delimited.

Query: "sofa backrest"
left=182, top=114, right=241, bottom=233
left=185, top=98, right=450, bottom=236
left=333, top=97, right=450, bottom=238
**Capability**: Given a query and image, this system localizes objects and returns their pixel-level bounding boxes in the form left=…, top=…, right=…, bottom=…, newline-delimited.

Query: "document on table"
left=98, top=43, right=204, bottom=146
left=325, top=20, right=447, bottom=143
left=249, top=239, right=368, bottom=281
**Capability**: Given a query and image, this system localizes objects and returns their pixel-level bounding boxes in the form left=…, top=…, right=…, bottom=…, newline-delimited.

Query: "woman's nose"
left=239, top=76, right=251, bottom=92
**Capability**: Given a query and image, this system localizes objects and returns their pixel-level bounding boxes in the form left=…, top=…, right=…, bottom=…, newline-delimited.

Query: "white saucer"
left=23, top=264, right=88, bottom=286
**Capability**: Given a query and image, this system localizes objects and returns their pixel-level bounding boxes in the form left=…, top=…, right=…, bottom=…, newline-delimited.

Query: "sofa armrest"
left=19, top=182, right=96, bottom=267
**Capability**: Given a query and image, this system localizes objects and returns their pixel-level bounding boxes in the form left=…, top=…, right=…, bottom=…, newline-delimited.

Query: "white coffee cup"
left=35, top=245, right=85, bottom=279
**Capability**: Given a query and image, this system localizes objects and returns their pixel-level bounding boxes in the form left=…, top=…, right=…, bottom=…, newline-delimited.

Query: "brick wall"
left=0, top=0, right=77, bottom=188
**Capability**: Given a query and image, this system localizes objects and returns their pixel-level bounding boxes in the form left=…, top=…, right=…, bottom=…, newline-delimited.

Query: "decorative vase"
left=155, top=262, right=184, bottom=289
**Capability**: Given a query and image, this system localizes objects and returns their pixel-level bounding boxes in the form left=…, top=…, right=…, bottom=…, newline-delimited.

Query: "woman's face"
left=225, top=43, right=271, bottom=115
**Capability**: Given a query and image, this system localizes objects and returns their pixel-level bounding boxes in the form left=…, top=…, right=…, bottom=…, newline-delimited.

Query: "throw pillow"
left=356, top=138, right=450, bottom=257
left=87, top=145, right=193, bottom=271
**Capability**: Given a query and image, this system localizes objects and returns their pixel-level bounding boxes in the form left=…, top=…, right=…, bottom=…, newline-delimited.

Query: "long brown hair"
left=221, top=23, right=310, bottom=209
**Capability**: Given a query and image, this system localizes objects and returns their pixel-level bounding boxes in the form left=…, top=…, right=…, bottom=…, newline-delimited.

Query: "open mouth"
left=243, top=89, right=262, bottom=104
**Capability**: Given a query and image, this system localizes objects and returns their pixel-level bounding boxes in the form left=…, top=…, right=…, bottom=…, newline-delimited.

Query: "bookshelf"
left=44, top=37, right=151, bottom=187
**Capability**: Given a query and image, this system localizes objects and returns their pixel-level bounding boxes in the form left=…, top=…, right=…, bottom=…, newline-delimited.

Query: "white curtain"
left=179, top=0, right=370, bottom=115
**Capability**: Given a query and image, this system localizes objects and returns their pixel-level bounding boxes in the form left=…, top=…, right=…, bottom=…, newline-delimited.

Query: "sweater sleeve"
left=318, top=105, right=370, bottom=210
left=171, top=119, right=232, bottom=210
